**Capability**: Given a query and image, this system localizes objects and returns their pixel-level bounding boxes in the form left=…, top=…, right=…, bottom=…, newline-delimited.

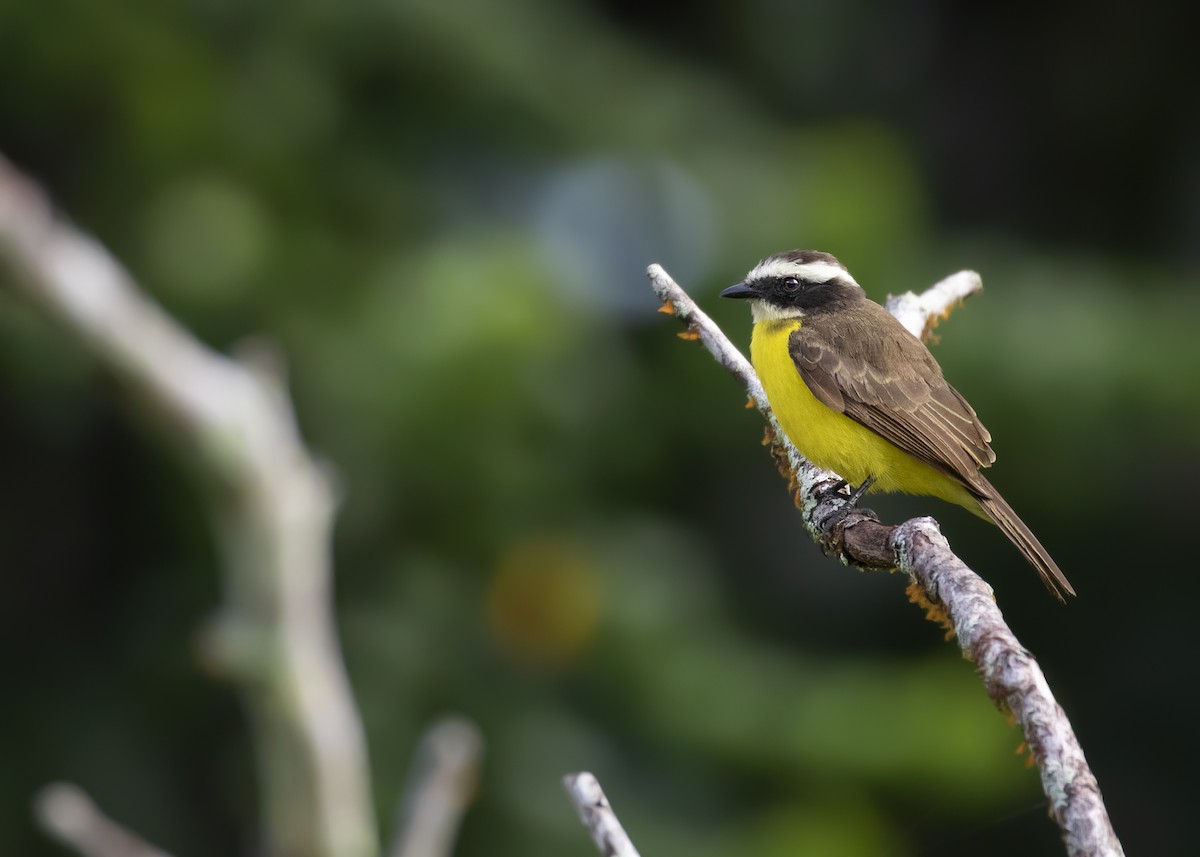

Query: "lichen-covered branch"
left=35, top=784, right=175, bottom=857
left=390, top=718, right=484, bottom=857
left=562, top=773, right=642, bottom=857
left=893, top=521, right=1122, bottom=856
left=884, top=269, right=982, bottom=340
left=0, top=153, right=377, bottom=857
left=648, top=263, right=1123, bottom=857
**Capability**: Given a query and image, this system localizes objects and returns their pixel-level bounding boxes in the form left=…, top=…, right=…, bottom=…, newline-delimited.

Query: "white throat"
left=750, top=300, right=804, bottom=323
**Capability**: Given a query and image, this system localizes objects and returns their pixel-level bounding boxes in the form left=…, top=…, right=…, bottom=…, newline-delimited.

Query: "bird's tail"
left=974, top=479, right=1076, bottom=603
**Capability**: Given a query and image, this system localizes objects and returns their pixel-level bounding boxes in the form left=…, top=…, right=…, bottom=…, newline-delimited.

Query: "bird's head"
left=721, top=250, right=863, bottom=322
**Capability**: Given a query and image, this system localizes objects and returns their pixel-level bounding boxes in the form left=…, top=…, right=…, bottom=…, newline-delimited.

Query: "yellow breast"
left=750, top=319, right=974, bottom=507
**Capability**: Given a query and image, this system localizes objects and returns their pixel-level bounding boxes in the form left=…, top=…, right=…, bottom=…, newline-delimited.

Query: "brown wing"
left=789, top=302, right=995, bottom=492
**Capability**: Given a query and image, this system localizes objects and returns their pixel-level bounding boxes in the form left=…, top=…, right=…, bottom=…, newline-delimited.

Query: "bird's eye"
left=782, top=277, right=801, bottom=292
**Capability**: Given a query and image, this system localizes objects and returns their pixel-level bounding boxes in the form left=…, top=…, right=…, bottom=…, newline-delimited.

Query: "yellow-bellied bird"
left=722, top=250, right=1074, bottom=601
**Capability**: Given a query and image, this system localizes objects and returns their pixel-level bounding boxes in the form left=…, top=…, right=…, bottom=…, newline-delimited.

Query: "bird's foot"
left=818, top=476, right=874, bottom=507
left=817, top=476, right=877, bottom=530
left=845, top=476, right=876, bottom=508
left=819, top=479, right=850, bottom=501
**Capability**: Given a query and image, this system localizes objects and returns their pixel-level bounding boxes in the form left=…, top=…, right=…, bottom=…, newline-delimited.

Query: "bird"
left=720, top=249, right=1075, bottom=601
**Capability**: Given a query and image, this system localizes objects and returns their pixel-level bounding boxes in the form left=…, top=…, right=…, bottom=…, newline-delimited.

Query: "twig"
left=884, top=269, right=982, bottom=340
left=390, top=717, right=484, bottom=857
left=34, top=783, right=174, bottom=857
left=648, top=263, right=1124, bottom=857
left=562, top=773, right=642, bottom=857
left=0, top=153, right=377, bottom=857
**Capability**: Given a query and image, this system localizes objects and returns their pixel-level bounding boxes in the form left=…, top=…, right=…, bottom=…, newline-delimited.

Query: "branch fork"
left=1, top=153, right=483, bottom=857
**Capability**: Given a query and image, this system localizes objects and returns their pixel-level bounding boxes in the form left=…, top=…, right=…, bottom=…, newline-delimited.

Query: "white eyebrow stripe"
left=747, top=258, right=859, bottom=288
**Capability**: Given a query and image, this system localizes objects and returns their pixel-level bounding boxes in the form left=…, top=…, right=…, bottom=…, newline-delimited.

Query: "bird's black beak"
left=720, top=282, right=758, bottom=299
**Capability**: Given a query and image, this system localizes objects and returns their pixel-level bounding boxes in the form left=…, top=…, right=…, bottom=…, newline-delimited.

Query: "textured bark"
left=562, top=773, right=643, bottom=857
left=895, top=520, right=1122, bottom=857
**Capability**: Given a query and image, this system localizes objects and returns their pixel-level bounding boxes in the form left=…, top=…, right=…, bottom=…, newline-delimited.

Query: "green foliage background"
left=2, top=1, right=1198, bottom=855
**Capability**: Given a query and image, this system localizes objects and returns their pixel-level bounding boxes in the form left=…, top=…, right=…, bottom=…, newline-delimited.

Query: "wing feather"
left=789, top=304, right=995, bottom=490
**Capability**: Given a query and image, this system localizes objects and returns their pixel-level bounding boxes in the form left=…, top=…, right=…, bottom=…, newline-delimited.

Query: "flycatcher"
left=721, top=249, right=1075, bottom=601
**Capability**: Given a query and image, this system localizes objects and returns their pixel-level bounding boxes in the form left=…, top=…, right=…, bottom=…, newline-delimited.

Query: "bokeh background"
left=2, top=1, right=1198, bottom=855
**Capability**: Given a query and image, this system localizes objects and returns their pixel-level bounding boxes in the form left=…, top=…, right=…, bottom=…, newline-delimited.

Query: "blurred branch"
left=390, top=717, right=484, bottom=857
left=34, top=784, right=174, bottom=857
left=0, top=153, right=378, bottom=857
left=648, top=263, right=1124, bottom=857
left=562, top=773, right=642, bottom=857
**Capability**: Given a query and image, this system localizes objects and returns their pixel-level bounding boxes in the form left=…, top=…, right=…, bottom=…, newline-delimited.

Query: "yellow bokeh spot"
left=485, top=536, right=603, bottom=672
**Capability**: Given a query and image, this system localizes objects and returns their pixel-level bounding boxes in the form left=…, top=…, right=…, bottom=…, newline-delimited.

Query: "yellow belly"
left=751, top=319, right=976, bottom=509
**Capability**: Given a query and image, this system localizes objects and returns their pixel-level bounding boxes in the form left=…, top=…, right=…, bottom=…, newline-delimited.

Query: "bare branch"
left=894, top=521, right=1123, bottom=857
left=647, top=263, right=1124, bottom=857
left=34, top=784, right=174, bottom=857
left=562, top=773, right=642, bottom=857
left=885, top=269, right=982, bottom=339
left=390, top=717, right=484, bottom=857
left=0, top=153, right=377, bottom=857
